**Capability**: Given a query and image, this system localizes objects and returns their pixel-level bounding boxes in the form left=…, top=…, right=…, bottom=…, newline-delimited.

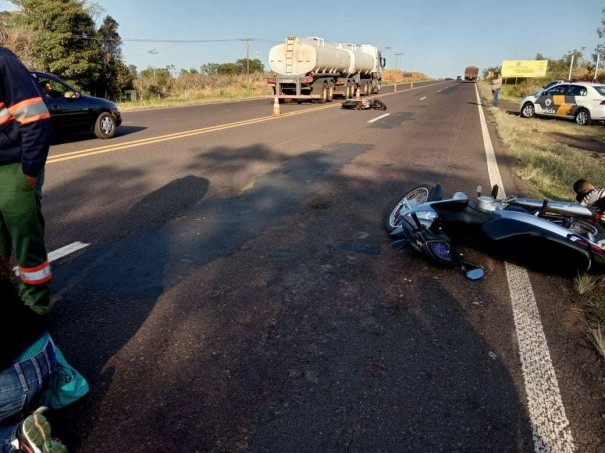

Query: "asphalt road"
left=41, top=82, right=605, bottom=452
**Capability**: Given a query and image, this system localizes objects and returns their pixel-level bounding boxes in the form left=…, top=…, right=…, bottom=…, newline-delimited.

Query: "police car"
left=519, top=81, right=605, bottom=126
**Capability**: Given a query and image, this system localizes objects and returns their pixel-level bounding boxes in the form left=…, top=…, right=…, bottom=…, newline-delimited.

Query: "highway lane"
left=42, top=81, right=444, bottom=251
left=42, top=81, right=604, bottom=451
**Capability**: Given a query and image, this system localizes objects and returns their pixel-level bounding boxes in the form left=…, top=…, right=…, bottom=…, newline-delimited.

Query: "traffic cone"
left=394, top=83, right=397, bottom=93
left=355, top=86, right=361, bottom=101
left=272, top=97, right=280, bottom=117
left=410, top=81, right=414, bottom=90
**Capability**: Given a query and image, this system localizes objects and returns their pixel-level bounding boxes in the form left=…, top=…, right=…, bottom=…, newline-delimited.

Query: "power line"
left=123, top=38, right=245, bottom=43
left=122, top=37, right=280, bottom=44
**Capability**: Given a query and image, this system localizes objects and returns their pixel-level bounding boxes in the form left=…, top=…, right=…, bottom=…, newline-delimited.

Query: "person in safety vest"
left=0, top=45, right=53, bottom=315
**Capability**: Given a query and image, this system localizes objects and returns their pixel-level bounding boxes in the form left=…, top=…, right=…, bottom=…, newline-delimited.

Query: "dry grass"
left=119, top=72, right=272, bottom=110
left=591, top=324, right=605, bottom=358
left=477, top=82, right=605, bottom=201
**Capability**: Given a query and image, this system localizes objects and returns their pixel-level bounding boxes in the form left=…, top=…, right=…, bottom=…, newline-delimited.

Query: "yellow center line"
left=47, top=82, right=441, bottom=164
left=47, top=103, right=336, bottom=164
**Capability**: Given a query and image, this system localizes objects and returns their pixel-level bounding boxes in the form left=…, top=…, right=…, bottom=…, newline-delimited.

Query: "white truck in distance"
left=266, top=36, right=385, bottom=103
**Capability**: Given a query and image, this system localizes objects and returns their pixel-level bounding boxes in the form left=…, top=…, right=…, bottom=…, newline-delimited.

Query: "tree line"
left=0, top=0, right=265, bottom=101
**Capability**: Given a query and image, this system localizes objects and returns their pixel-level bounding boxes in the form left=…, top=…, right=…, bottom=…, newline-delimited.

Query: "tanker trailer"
left=266, top=36, right=385, bottom=103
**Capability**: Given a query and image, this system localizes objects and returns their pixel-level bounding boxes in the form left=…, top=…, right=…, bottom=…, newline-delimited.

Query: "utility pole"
left=384, top=46, right=391, bottom=69
left=148, top=48, right=158, bottom=83
left=241, top=38, right=254, bottom=90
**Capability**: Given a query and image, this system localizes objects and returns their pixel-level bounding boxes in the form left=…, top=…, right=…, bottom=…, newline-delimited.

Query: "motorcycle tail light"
left=428, top=240, right=452, bottom=262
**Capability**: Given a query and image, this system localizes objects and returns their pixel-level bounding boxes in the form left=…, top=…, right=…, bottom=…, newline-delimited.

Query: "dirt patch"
left=550, top=132, right=605, bottom=155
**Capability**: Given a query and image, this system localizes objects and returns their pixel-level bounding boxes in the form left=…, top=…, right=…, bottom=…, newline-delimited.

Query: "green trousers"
left=0, top=162, right=51, bottom=314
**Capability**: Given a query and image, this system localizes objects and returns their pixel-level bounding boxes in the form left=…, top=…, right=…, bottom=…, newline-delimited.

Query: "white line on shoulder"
left=474, top=84, right=574, bottom=453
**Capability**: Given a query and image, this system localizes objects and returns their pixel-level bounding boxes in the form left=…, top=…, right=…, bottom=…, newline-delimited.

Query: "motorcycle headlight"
left=427, top=240, right=452, bottom=262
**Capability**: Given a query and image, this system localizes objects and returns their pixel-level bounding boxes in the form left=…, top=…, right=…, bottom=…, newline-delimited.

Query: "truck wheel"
left=318, top=85, right=328, bottom=104
left=327, top=84, right=334, bottom=102
left=364, top=83, right=370, bottom=96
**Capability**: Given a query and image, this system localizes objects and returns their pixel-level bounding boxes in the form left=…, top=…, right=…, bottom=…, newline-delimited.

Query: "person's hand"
left=24, top=175, right=38, bottom=189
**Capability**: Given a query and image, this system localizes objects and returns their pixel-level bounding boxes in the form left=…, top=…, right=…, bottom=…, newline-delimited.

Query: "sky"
left=1, top=0, right=603, bottom=78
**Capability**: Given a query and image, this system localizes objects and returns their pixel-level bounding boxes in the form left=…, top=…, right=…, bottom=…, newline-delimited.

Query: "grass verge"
left=477, top=81, right=605, bottom=359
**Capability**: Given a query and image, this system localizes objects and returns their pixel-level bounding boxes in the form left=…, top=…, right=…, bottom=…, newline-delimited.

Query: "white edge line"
left=474, top=84, right=575, bottom=453
left=13, top=241, right=90, bottom=275
left=420, top=96, right=427, bottom=100
left=367, top=113, right=390, bottom=123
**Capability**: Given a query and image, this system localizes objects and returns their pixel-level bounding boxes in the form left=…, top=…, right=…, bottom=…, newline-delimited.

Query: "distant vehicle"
left=31, top=71, right=122, bottom=139
left=456, top=76, right=462, bottom=81
left=464, top=66, right=478, bottom=82
left=266, top=36, right=384, bottom=103
left=519, top=81, right=605, bottom=126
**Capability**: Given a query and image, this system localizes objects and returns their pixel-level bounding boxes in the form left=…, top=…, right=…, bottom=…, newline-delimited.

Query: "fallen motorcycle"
left=385, top=184, right=605, bottom=280
left=341, top=98, right=387, bottom=110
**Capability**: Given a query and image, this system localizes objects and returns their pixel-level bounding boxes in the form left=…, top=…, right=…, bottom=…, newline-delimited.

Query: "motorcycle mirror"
left=490, top=184, right=499, bottom=198
left=390, top=239, right=408, bottom=250
left=465, top=267, right=485, bottom=281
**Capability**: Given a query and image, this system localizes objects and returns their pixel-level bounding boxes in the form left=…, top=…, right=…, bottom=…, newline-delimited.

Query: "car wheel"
left=574, top=109, right=591, bottom=126
left=94, top=112, right=117, bottom=139
left=521, top=102, right=535, bottom=118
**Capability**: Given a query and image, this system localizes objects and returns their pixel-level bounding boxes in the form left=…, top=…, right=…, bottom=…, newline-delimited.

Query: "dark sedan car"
left=31, top=71, right=122, bottom=139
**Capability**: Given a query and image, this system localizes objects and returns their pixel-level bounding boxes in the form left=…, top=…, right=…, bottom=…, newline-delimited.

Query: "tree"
left=216, top=63, right=239, bottom=75
left=96, top=15, right=122, bottom=98
left=6, top=0, right=102, bottom=91
left=596, top=7, right=605, bottom=62
left=236, top=58, right=264, bottom=73
left=200, top=63, right=220, bottom=75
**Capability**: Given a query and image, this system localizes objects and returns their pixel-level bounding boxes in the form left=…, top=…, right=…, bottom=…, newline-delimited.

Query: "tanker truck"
left=266, top=36, right=385, bottom=103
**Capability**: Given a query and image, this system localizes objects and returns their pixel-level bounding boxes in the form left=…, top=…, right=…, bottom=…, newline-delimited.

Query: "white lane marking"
left=13, top=242, right=90, bottom=276
left=474, top=85, right=575, bottom=452
left=420, top=96, right=427, bottom=100
left=368, top=113, right=390, bottom=123
left=48, top=241, right=90, bottom=262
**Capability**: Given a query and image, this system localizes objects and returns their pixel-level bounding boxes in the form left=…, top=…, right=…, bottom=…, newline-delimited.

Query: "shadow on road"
left=47, top=141, right=531, bottom=451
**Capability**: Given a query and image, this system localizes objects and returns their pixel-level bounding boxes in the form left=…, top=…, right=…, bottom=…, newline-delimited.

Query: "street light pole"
left=148, top=48, right=158, bottom=83
left=384, top=46, right=391, bottom=69
left=394, top=53, right=403, bottom=71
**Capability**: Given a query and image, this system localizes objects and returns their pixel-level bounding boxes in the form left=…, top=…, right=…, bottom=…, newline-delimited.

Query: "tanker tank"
left=269, top=37, right=375, bottom=76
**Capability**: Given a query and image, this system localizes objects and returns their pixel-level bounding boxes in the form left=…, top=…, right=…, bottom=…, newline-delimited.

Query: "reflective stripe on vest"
left=8, top=97, right=50, bottom=125
left=18, top=260, right=52, bottom=285
left=0, top=102, right=11, bottom=125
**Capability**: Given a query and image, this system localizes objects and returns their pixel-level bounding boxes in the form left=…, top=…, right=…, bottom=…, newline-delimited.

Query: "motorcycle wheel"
left=384, top=185, right=432, bottom=232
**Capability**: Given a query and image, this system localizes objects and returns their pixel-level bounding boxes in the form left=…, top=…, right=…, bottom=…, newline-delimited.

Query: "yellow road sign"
left=501, top=60, right=548, bottom=78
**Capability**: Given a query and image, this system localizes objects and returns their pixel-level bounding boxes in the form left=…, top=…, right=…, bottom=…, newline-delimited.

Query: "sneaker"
left=19, top=408, right=67, bottom=453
